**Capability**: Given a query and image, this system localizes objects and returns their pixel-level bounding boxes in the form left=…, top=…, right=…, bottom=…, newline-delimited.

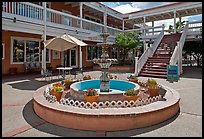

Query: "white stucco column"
left=103, top=6, right=107, bottom=32
left=80, top=2, right=83, bottom=29
left=174, top=11, right=176, bottom=33
left=152, top=21, right=154, bottom=35
left=122, top=20, right=124, bottom=31
left=79, top=46, right=82, bottom=70
left=42, top=2, right=47, bottom=74
left=143, top=16, right=146, bottom=36
left=134, top=57, right=139, bottom=76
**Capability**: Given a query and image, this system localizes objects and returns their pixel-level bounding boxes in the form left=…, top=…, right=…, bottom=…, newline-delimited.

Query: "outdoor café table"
left=56, top=67, right=73, bottom=80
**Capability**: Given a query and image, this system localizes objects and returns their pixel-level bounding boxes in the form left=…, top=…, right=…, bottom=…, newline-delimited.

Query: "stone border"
left=33, top=84, right=180, bottom=131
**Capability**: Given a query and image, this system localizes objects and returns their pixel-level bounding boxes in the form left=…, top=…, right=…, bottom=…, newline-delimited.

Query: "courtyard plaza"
left=2, top=66, right=202, bottom=137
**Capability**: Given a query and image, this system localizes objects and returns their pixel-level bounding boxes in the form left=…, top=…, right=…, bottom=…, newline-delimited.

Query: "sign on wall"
left=167, top=65, right=179, bottom=82
left=52, top=50, right=60, bottom=59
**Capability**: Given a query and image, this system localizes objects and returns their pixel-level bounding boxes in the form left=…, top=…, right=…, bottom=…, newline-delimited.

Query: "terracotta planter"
left=50, top=90, right=63, bottom=102
left=147, top=88, right=160, bottom=97
left=84, top=94, right=99, bottom=103
left=64, top=83, right=72, bottom=90
left=129, top=79, right=138, bottom=83
left=124, top=94, right=139, bottom=101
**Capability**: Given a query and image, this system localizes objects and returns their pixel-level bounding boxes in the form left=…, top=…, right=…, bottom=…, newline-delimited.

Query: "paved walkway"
left=2, top=67, right=202, bottom=137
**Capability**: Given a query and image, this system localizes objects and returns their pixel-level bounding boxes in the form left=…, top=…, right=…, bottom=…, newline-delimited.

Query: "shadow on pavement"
left=23, top=99, right=180, bottom=137
left=106, top=111, right=180, bottom=137
left=22, top=100, right=96, bottom=137
left=181, top=66, right=202, bottom=79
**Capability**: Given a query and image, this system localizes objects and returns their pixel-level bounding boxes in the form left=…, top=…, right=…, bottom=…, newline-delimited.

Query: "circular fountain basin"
left=70, top=79, right=140, bottom=102
left=33, top=83, right=180, bottom=131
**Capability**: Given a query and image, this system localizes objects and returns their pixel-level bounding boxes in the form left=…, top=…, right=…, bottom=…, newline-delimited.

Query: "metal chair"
left=24, top=62, right=30, bottom=74
left=41, top=68, right=53, bottom=81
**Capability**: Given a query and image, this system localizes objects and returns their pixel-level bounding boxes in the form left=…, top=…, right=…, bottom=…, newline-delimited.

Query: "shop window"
left=86, top=46, right=102, bottom=60
left=11, top=38, right=50, bottom=63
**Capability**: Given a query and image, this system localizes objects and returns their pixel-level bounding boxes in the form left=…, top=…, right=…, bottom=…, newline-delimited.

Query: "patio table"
left=56, top=67, right=72, bottom=80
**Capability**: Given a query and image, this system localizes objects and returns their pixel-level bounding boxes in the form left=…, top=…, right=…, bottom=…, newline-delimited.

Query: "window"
left=2, top=43, right=5, bottom=59
left=86, top=46, right=118, bottom=60
left=13, top=39, right=24, bottom=62
left=26, top=41, right=39, bottom=62
left=11, top=37, right=50, bottom=64
left=86, top=46, right=102, bottom=60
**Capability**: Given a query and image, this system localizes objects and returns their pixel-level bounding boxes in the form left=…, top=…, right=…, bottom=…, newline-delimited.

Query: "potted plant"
left=50, top=82, right=64, bottom=102
left=83, top=88, right=99, bottom=103
left=109, top=74, right=113, bottom=79
left=146, top=78, right=160, bottom=97
left=83, top=75, right=91, bottom=80
left=64, top=79, right=74, bottom=90
left=127, top=74, right=138, bottom=83
left=123, top=89, right=140, bottom=101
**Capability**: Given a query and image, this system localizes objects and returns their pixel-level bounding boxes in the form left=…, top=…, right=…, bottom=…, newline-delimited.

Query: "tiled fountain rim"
left=33, top=83, right=180, bottom=116
left=70, top=79, right=140, bottom=93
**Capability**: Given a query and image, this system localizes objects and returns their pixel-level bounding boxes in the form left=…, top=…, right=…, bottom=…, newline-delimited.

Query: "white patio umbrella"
left=43, top=33, right=87, bottom=51
left=43, top=33, right=87, bottom=67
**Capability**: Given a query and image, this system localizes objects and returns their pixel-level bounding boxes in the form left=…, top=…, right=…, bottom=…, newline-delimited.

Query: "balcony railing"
left=2, top=2, right=44, bottom=20
left=2, top=2, right=123, bottom=37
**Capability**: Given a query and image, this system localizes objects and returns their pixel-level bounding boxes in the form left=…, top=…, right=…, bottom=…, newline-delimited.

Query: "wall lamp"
left=13, top=17, right=16, bottom=23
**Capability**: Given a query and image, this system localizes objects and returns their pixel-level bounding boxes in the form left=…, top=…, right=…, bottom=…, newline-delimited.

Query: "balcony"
left=2, top=2, right=123, bottom=43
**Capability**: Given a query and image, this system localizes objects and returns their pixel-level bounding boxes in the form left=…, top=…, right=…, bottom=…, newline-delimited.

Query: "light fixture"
left=13, top=17, right=16, bottom=23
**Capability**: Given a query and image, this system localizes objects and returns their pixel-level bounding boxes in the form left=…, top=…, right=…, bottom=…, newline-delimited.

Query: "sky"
left=101, top=2, right=202, bottom=29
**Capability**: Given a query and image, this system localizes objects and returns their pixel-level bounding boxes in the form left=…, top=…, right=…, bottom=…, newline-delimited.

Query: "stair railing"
left=169, top=22, right=189, bottom=75
left=135, top=29, right=164, bottom=76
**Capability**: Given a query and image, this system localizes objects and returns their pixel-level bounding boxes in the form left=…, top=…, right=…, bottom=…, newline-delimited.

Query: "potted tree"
left=83, top=75, right=91, bottom=80
left=146, top=78, right=160, bottom=97
left=50, top=82, right=64, bottom=102
left=83, top=88, right=99, bottom=103
left=64, top=79, right=74, bottom=90
left=123, top=89, right=140, bottom=101
left=127, top=74, right=138, bottom=83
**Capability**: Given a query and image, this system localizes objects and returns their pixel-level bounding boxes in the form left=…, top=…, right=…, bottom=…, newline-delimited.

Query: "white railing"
left=188, top=20, right=202, bottom=33
left=47, top=8, right=81, bottom=28
left=2, top=2, right=123, bottom=39
left=125, top=25, right=165, bottom=36
left=170, top=22, right=189, bottom=66
left=107, top=26, right=123, bottom=36
left=2, top=2, right=44, bottom=20
left=135, top=30, right=164, bottom=75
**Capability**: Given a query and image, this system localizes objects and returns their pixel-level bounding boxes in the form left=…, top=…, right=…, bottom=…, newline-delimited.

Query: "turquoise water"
left=70, top=79, right=139, bottom=94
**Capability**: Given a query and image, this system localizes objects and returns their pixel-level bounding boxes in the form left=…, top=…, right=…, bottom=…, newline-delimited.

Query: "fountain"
left=33, top=29, right=180, bottom=131
left=92, top=32, right=117, bottom=92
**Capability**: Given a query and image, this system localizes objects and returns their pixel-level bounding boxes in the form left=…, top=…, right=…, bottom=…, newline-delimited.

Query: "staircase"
left=139, top=33, right=181, bottom=78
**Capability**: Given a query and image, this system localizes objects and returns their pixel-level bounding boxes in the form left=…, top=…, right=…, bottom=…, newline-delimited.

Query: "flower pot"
left=64, top=83, right=72, bottom=90
left=50, top=90, right=63, bottom=102
left=124, top=94, right=139, bottom=101
left=84, top=94, right=99, bottom=103
left=147, top=87, right=160, bottom=97
left=129, top=79, right=138, bottom=83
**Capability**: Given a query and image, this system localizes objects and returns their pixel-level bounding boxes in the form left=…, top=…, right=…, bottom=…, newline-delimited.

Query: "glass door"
left=65, top=48, right=77, bottom=67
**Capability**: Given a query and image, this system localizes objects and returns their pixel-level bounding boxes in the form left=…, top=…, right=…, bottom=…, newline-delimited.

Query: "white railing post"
left=135, top=57, right=139, bottom=76
left=178, top=41, right=183, bottom=75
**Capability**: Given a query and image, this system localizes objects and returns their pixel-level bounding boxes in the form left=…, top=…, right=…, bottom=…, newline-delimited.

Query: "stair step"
left=149, top=57, right=170, bottom=59
left=147, top=60, right=169, bottom=63
left=142, top=68, right=167, bottom=72
left=140, top=70, right=167, bottom=75
left=139, top=73, right=166, bottom=79
left=143, top=65, right=167, bottom=69
left=145, top=63, right=168, bottom=66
